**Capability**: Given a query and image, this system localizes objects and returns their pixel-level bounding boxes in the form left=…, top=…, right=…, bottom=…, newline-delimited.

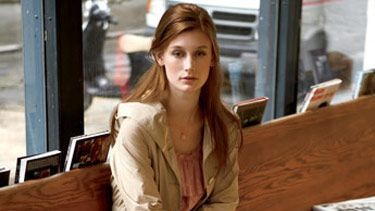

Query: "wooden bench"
left=238, top=95, right=375, bottom=210
left=0, top=96, right=374, bottom=211
left=0, top=164, right=112, bottom=211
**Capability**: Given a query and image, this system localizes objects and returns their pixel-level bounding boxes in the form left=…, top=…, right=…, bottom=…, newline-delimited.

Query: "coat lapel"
left=161, top=127, right=181, bottom=185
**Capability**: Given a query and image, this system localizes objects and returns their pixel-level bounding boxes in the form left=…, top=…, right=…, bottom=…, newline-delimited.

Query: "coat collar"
left=116, top=101, right=167, bottom=149
left=116, top=102, right=215, bottom=157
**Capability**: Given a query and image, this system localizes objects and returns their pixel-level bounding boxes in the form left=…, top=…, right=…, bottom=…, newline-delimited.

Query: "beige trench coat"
left=110, top=102, right=240, bottom=211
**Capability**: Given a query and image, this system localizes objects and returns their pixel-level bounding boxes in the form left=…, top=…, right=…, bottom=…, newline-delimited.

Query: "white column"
left=364, top=0, right=375, bottom=69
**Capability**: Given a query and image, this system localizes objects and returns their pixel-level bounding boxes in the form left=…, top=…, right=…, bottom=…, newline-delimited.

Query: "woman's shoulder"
left=116, top=102, right=166, bottom=126
left=112, top=102, right=166, bottom=148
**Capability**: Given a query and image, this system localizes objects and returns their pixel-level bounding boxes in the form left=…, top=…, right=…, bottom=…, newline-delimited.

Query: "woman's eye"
left=196, top=51, right=207, bottom=57
left=172, top=51, right=183, bottom=57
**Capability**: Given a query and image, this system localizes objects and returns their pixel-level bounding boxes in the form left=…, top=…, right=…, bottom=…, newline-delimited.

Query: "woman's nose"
left=184, top=55, right=195, bottom=71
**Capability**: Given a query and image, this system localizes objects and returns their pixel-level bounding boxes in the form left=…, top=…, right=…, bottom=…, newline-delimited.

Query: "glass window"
left=83, top=0, right=267, bottom=132
left=82, top=0, right=125, bottom=133
left=0, top=2, right=24, bottom=185
left=297, top=0, right=374, bottom=110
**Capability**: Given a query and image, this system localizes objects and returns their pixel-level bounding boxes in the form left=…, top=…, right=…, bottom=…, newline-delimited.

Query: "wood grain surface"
left=238, top=96, right=375, bottom=211
left=0, top=164, right=111, bottom=211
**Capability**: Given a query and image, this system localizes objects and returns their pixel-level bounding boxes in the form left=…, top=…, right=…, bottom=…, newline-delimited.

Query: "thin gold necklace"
left=168, top=108, right=200, bottom=141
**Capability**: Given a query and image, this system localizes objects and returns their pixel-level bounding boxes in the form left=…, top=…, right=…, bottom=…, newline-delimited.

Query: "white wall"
left=364, top=0, right=375, bottom=70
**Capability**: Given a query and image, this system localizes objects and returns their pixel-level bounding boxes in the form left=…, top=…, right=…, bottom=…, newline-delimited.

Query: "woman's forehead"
left=166, top=29, right=212, bottom=50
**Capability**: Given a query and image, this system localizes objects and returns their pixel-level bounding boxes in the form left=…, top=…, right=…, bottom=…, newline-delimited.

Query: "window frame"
left=257, top=0, right=302, bottom=120
left=22, top=0, right=83, bottom=161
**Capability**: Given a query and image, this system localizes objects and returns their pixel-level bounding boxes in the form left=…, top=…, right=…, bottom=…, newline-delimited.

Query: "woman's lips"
left=181, top=76, right=197, bottom=80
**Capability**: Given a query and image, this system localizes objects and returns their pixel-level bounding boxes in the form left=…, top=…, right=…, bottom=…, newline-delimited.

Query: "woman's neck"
left=166, top=90, right=200, bottom=118
left=165, top=90, right=203, bottom=153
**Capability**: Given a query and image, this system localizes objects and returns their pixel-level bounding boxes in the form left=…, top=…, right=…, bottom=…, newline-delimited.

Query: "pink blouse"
left=176, top=146, right=205, bottom=211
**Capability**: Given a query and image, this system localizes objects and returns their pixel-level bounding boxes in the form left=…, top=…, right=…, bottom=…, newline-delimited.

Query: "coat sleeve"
left=199, top=126, right=240, bottom=211
left=110, top=117, right=167, bottom=211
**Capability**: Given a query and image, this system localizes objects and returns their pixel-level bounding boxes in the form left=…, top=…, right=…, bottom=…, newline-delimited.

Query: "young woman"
left=109, top=3, right=242, bottom=211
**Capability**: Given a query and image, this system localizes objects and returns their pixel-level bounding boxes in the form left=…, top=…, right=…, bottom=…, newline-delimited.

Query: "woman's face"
left=157, top=29, right=213, bottom=96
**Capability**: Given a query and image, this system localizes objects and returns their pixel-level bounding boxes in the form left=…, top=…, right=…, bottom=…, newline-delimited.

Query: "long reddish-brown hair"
left=110, top=3, right=241, bottom=168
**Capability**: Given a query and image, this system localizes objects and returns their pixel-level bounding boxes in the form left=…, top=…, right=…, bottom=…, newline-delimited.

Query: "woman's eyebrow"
left=170, top=45, right=183, bottom=49
left=169, top=45, right=209, bottom=49
left=197, top=45, right=209, bottom=49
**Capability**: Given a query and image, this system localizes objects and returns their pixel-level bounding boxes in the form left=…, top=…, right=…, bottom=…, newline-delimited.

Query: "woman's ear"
left=155, top=53, right=164, bottom=66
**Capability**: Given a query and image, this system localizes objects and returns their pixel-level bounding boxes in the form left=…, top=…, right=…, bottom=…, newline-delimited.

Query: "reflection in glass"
left=298, top=0, right=372, bottom=109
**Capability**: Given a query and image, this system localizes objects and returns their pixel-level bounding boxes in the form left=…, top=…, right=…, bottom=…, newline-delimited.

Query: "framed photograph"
left=299, top=78, right=342, bottom=113
left=353, top=68, right=375, bottom=99
left=64, top=130, right=111, bottom=172
left=15, top=150, right=61, bottom=183
left=0, top=167, right=10, bottom=187
left=232, top=97, right=269, bottom=128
